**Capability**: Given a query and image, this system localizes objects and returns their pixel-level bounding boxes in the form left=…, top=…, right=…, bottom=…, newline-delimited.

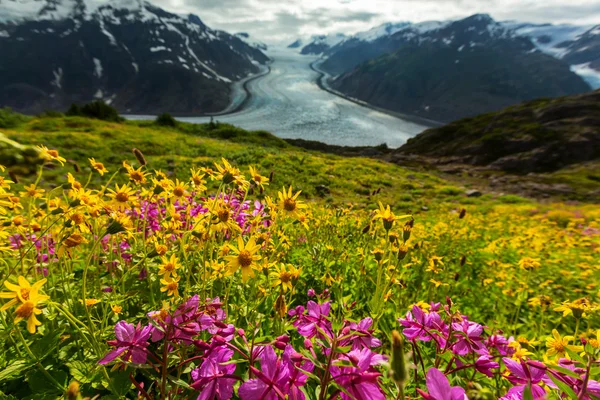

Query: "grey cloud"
left=153, top=0, right=600, bottom=43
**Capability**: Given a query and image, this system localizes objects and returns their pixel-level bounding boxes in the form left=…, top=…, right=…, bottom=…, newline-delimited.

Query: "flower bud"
left=275, top=294, right=287, bottom=318
left=390, top=330, right=408, bottom=387
left=402, top=225, right=412, bottom=243
left=132, top=148, right=147, bottom=166
left=66, top=381, right=80, bottom=400
left=397, top=244, right=409, bottom=260
left=304, top=339, right=313, bottom=349
left=276, top=335, right=290, bottom=344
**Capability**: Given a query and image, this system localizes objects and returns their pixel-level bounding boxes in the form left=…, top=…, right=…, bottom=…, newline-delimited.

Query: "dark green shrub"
left=67, top=101, right=123, bottom=122
left=0, top=107, right=28, bottom=128
left=155, top=113, right=177, bottom=127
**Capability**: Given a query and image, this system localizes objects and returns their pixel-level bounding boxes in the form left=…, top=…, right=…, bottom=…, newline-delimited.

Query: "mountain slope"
left=329, top=14, right=591, bottom=122
left=394, top=89, right=600, bottom=173
left=300, top=33, right=347, bottom=55
left=319, top=21, right=447, bottom=76
left=0, top=0, right=269, bottom=115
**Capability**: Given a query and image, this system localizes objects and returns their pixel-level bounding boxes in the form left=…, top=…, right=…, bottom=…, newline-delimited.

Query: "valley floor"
left=127, top=49, right=430, bottom=148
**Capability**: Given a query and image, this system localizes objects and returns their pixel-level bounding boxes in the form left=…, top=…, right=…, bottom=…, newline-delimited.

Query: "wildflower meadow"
left=0, top=137, right=599, bottom=399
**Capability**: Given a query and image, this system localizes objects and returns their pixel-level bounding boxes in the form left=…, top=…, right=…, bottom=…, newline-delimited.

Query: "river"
left=128, top=48, right=432, bottom=148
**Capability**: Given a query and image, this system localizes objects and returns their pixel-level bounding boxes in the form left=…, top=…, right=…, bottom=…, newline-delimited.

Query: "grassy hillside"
left=1, top=114, right=599, bottom=399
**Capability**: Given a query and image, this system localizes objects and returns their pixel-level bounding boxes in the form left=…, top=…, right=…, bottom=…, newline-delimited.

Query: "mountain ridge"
left=0, top=0, right=269, bottom=114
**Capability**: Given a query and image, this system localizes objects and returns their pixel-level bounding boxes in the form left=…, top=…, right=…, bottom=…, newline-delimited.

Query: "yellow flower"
left=19, top=184, right=45, bottom=199
left=213, top=158, right=248, bottom=187
left=277, top=186, right=307, bottom=219
left=170, top=179, right=188, bottom=198
left=107, top=184, right=136, bottom=207
left=14, top=295, right=45, bottom=334
left=509, top=342, right=533, bottom=359
left=546, top=329, right=582, bottom=359
left=111, top=305, right=123, bottom=316
left=373, top=202, right=410, bottom=230
left=271, top=263, right=295, bottom=292
left=158, top=254, right=181, bottom=278
left=587, top=330, right=600, bottom=349
left=190, top=168, right=207, bottom=191
left=160, top=276, right=180, bottom=297
left=518, top=257, right=541, bottom=271
left=429, top=279, right=448, bottom=288
left=124, top=162, right=148, bottom=184
left=0, top=276, right=48, bottom=312
left=67, top=173, right=82, bottom=190
left=37, top=145, right=66, bottom=166
left=210, top=200, right=242, bottom=233
left=88, top=158, right=108, bottom=175
left=249, top=166, right=269, bottom=190
left=80, top=298, right=101, bottom=307
left=554, top=298, right=594, bottom=319
left=225, top=236, right=262, bottom=282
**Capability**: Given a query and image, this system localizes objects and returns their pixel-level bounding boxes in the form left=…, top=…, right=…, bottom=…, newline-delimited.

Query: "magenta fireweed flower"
left=502, top=358, right=547, bottom=399
left=399, top=306, right=448, bottom=346
left=343, top=317, right=382, bottom=350
left=417, top=368, right=467, bottom=400
left=544, top=359, right=600, bottom=400
left=451, top=319, right=488, bottom=356
left=474, top=355, right=500, bottom=377
left=330, top=347, right=386, bottom=400
left=98, top=321, right=153, bottom=365
left=238, top=346, right=289, bottom=400
left=282, top=345, right=314, bottom=400
left=191, top=345, right=237, bottom=400
left=290, top=301, right=333, bottom=339
left=486, top=334, right=512, bottom=356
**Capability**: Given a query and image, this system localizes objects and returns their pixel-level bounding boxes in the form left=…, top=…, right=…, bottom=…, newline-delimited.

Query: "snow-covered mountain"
left=503, top=22, right=600, bottom=88
left=299, top=33, right=347, bottom=55
left=310, top=16, right=599, bottom=90
left=0, top=0, right=269, bottom=114
left=327, top=14, right=591, bottom=122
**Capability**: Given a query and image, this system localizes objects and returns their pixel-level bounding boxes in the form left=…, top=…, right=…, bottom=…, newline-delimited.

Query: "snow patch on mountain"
left=571, top=63, right=600, bottom=89
left=502, top=22, right=593, bottom=57
left=93, top=58, right=103, bottom=78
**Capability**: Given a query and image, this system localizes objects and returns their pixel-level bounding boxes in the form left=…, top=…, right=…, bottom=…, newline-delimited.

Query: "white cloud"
left=154, top=0, right=600, bottom=42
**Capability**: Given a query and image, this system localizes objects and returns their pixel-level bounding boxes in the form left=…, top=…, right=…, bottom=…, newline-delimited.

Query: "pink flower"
left=451, top=319, right=487, bottom=356
left=98, top=321, right=153, bottom=365
left=282, top=345, right=314, bottom=400
left=291, top=301, right=333, bottom=339
left=344, top=317, right=382, bottom=350
left=238, top=346, right=289, bottom=400
left=399, top=306, right=448, bottom=346
left=330, top=348, right=386, bottom=400
left=417, top=368, right=467, bottom=400
left=502, top=358, right=547, bottom=399
left=191, top=346, right=237, bottom=400
left=474, top=355, right=500, bottom=377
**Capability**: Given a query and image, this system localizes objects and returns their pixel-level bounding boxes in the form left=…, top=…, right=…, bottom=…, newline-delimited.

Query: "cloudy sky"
left=155, top=0, right=600, bottom=42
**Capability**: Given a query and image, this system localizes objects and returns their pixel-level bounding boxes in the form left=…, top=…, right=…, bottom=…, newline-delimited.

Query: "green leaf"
left=66, top=361, right=98, bottom=384
left=27, top=368, right=66, bottom=394
left=565, top=348, right=585, bottom=363
left=0, top=360, right=31, bottom=382
left=168, top=376, right=192, bottom=390
left=109, top=370, right=132, bottom=397
left=551, top=365, right=582, bottom=380
left=30, top=330, right=63, bottom=361
left=549, top=374, right=579, bottom=400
